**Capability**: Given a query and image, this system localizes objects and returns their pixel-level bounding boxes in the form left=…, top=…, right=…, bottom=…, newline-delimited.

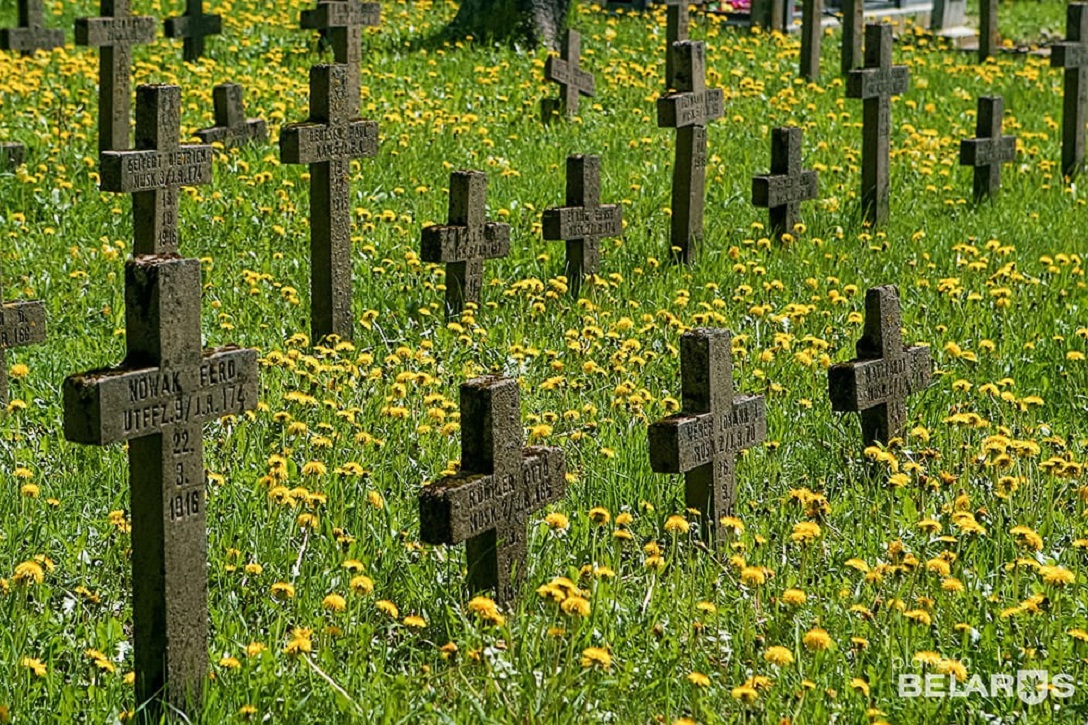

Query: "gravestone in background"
left=0, top=258, right=46, bottom=406
left=195, top=83, right=268, bottom=147
left=542, top=29, right=595, bottom=121
left=1052, top=3, right=1088, bottom=179
left=0, top=0, right=65, bottom=56
left=164, top=0, right=222, bottom=61
left=300, top=0, right=380, bottom=114
left=752, top=126, right=818, bottom=240
left=959, top=96, right=1016, bottom=200
left=0, top=142, right=25, bottom=170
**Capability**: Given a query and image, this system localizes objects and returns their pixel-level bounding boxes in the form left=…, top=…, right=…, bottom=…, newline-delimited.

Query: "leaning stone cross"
left=280, top=63, right=379, bottom=343
left=751, top=126, right=818, bottom=241
left=648, top=328, right=766, bottom=542
left=828, top=285, right=931, bottom=447
left=542, top=154, right=623, bottom=298
left=959, top=96, right=1016, bottom=200
left=419, top=376, right=566, bottom=604
left=164, top=0, right=221, bottom=61
left=542, top=29, right=595, bottom=120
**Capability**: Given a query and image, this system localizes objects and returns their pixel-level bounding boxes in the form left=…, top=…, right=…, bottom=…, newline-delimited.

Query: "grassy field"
left=1, top=0, right=1087, bottom=722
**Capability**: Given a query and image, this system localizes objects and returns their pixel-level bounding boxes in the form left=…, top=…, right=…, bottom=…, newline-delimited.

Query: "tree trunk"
left=448, top=0, right=570, bottom=48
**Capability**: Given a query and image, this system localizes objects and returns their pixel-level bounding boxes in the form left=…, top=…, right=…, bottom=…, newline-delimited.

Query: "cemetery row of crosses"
left=0, top=0, right=1085, bottom=719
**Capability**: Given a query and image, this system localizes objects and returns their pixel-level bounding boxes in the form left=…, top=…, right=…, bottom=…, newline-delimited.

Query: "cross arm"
left=648, top=395, right=766, bottom=473
left=959, top=136, right=1016, bottom=167
left=0, top=28, right=64, bottom=52
left=100, top=146, right=214, bottom=193
left=544, top=58, right=596, bottom=96
left=1051, top=43, right=1088, bottom=69
left=420, top=223, right=511, bottom=264
left=657, top=89, right=724, bottom=128
left=419, top=446, right=565, bottom=545
left=828, top=345, right=931, bottom=412
left=752, top=170, right=818, bottom=208
left=63, top=346, right=259, bottom=446
left=300, top=1, right=381, bottom=30
left=0, top=300, right=46, bottom=349
left=542, top=204, right=622, bottom=241
left=846, top=67, right=910, bottom=100
left=74, top=16, right=157, bottom=47
left=280, top=120, right=378, bottom=165
left=164, top=13, right=222, bottom=38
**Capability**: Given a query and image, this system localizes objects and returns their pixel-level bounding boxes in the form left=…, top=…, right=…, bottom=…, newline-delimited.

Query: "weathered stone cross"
left=664, top=0, right=688, bottom=90
left=419, top=376, right=566, bottom=604
left=0, top=142, right=25, bottom=171
left=840, top=0, right=862, bottom=75
left=846, top=24, right=909, bottom=227
left=542, top=29, right=595, bottom=120
left=0, top=0, right=64, bottom=56
left=421, top=170, right=510, bottom=317
left=280, top=64, right=379, bottom=343
left=0, top=259, right=46, bottom=406
left=799, top=0, right=822, bottom=80
left=751, top=126, right=818, bottom=241
left=648, top=328, right=766, bottom=543
left=657, top=40, right=723, bottom=264
left=828, top=285, right=931, bottom=447
left=1052, top=3, right=1088, bottom=179
left=99, top=85, right=213, bottom=256
left=542, top=154, right=623, bottom=298
left=164, top=0, right=222, bottom=62
left=75, top=0, right=158, bottom=152
left=978, top=0, right=998, bottom=62
left=300, top=0, right=380, bottom=114
left=959, top=96, right=1016, bottom=200
left=195, top=83, right=268, bottom=147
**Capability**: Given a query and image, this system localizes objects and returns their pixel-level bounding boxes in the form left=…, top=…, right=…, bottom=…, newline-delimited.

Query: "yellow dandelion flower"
left=322, top=594, right=347, bottom=612
left=849, top=678, right=870, bottom=697
left=740, top=566, right=766, bottom=586
left=12, top=561, right=44, bottom=586
left=781, top=588, right=807, bottom=606
left=580, top=647, right=611, bottom=670
left=403, top=615, right=427, bottom=629
left=376, top=600, right=399, bottom=618
left=545, top=512, right=569, bottom=529
left=664, top=515, right=690, bottom=534
left=763, top=646, right=795, bottom=666
left=1040, top=565, right=1075, bottom=586
left=731, top=684, right=759, bottom=702
left=588, top=507, right=611, bottom=525
left=20, top=658, right=46, bottom=677
left=803, top=628, right=832, bottom=651
left=350, top=575, right=374, bottom=595
left=270, top=582, right=295, bottom=600
left=687, top=672, right=710, bottom=687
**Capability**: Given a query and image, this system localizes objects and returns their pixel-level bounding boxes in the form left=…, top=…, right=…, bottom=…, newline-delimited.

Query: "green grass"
left=1, top=0, right=1087, bottom=722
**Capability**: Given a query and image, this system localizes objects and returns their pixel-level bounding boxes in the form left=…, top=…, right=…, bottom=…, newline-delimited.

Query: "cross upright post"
left=840, top=0, right=862, bottom=75
left=419, top=376, right=567, bottom=604
left=846, top=24, right=909, bottom=227
left=195, top=83, right=268, bottom=147
left=800, top=0, right=821, bottom=80
left=0, top=0, right=65, bottom=56
left=648, top=329, right=767, bottom=543
left=828, top=285, right=931, bottom=447
left=0, top=257, right=46, bottom=406
left=665, top=0, right=689, bottom=90
left=1052, top=3, right=1088, bottom=179
left=0, top=143, right=25, bottom=170
left=300, top=1, right=380, bottom=114
left=99, top=85, right=214, bottom=256
left=752, top=126, right=818, bottom=241
left=164, top=0, right=222, bottom=61
left=75, top=0, right=158, bottom=152
left=542, top=154, right=624, bottom=297
left=657, top=40, right=723, bottom=264
left=959, top=96, right=1016, bottom=201
left=542, top=30, right=595, bottom=120
left=280, top=63, right=379, bottom=344
left=978, top=0, right=998, bottom=62
left=421, top=171, right=511, bottom=318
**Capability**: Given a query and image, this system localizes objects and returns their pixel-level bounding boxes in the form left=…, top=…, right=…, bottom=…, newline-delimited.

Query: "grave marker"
left=0, top=142, right=25, bottom=170
left=300, top=0, right=380, bottom=114
left=978, top=0, right=998, bottom=61
left=542, top=30, right=595, bottom=121
left=419, top=376, right=566, bottom=604
left=99, top=85, right=213, bottom=256
left=64, top=258, right=258, bottom=721
left=75, top=0, right=158, bottom=152
left=1052, top=3, right=1088, bottom=179
left=0, top=259, right=46, bottom=406
left=195, top=83, right=268, bottom=147
left=420, top=171, right=510, bottom=317
left=648, top=328, right=766, bottom=542
left=0, top=0, right=65, bottom=56
left=800, top=0, right=821, bottom=80
left=280, top=64, right=379, bottom=343
left=164, top=0, right=222, bottom=62
left=846, top=24, right=909, bottom=227
left=665, top=0, right=688, bottom=90
left=542, top=154, right=623, bottom=297
left=828, top=285, right=931, bottom=447
left=752, top=126, right=818, bottom=241
left=657, top=40, right=723, bottom=264
left=840, top=0, right=862, bottom=75
left=959, top=96, right=1016, bottom=200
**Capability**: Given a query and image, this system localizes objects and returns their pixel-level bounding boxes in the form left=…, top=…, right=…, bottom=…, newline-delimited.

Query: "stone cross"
left=164, top=0, right=222, bottom=62
left=752, top=126, right=818, bottom=241
left=959, top=96, right=1016, bottom=200
left=64, top=257, right=258, bottom=721
left=750, top=0, right=786, bottom=32
left=657, top=41, right=723, bottom=264
left=800, top=0, right=821, bottom=80
left=1052, top=3, right=1088, bottom=179
left=542, top=30, right=595, bottom=121
left=0, top=260, right=46, bottom=406
left=280, top=64, right=379, bottom=343
left=846, top=24, right=909, bottom=227
left=419, top=376, right=566, bottom=604
left=665, top=0, right=688, bottom=90
left=99, top=85, right=213, bottom=256
left=0, top=142, right=25, bottom=170
left=978, top=0, right=998, bottom=62
left=75, top=0, right=158, bottom=152
left=840, top=0, right=862, bottom=75
left=542, top=154, right=623, bottom=298
left=0, top=0, right=65, bottom=56
left=420, top=170, right=510, bottom=317
left=300, top=1, right=380, bottom=114
left=195, top=83, right=267, bottom=147
left=828, top=285, right=931, bottom=447
left=648, top=328, right=766, bottom=543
